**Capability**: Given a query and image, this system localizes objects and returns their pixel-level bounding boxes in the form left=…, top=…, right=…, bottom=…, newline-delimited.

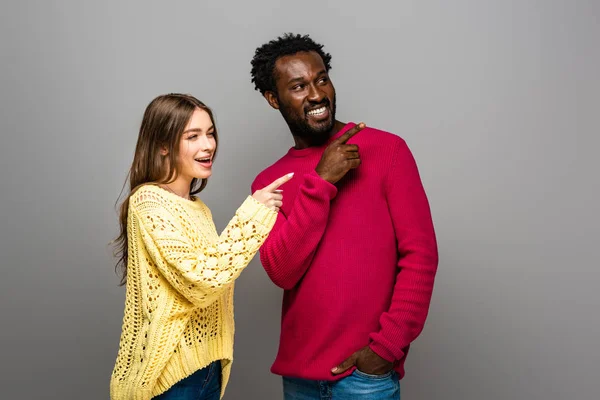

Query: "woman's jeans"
left=154, top=361, right=221, bottom=400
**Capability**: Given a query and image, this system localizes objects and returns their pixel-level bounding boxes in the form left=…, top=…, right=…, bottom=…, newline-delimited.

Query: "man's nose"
left=307, top=83, right=325, bottom=103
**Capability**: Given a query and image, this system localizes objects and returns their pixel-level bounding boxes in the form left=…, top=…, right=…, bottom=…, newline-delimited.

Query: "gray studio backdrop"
left=1, top=1, right=598, bottom=399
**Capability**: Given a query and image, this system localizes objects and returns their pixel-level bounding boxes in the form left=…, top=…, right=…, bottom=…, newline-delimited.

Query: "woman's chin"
left=195, top=171, right=212, bottom=180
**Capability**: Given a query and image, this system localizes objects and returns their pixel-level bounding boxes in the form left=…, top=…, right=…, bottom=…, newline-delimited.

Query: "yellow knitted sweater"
left=110, top=184, right=277, bottom=400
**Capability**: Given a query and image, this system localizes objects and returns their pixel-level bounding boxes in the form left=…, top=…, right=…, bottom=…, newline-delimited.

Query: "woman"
left=110, top=93, right=292, bottom=399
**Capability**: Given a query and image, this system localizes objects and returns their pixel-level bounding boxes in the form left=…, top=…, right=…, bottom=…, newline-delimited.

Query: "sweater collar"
left=285, top=122, right=356, bottom=158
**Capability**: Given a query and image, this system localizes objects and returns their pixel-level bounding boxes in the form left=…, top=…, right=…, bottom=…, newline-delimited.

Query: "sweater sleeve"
left=130, top=189, right=277, bottom=307
left=368, top=139, right=439, bottom=362
left=251, top=170, right=337, bottom=290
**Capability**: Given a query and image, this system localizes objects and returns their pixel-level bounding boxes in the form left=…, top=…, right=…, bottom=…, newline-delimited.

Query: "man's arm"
left=252, top=171, right=337, bottom=290
left=333, top=138, right=438, bottom=375
left=252, top=123, right=366, bottom=290
left=368, top=138, right=439, bottom=362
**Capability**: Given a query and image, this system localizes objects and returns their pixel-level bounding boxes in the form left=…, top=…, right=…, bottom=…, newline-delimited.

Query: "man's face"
left=268, top=51, right=336, bottom=139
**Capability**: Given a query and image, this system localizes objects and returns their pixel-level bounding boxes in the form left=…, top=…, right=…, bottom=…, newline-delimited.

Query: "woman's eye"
left=188, top=134, right=198, bottom=140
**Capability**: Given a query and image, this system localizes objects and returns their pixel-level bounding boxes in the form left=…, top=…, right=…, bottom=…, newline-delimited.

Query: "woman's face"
left=175, top=108, right=216, bottom=181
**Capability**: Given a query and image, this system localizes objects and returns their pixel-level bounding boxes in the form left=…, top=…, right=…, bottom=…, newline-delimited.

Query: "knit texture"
left=110, top=184, right=276, bottom=400
left=251, top=123, right=438, bottom=381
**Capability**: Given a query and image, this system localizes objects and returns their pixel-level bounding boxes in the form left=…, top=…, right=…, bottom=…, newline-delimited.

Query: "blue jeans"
left=154, top=361, right=221, bottom=400
left=283, top=370, right=400, bottom=400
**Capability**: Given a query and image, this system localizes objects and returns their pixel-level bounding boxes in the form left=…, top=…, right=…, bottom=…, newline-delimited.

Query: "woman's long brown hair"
left=113, top=94, right=219, bottom=285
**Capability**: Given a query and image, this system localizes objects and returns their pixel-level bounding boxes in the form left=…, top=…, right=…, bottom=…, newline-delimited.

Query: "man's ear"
left=264, top=91, right=280, bottom=110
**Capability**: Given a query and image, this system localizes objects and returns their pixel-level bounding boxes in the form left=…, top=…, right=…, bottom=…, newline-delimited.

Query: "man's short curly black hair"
left=250, top=33, right=332, bottom=95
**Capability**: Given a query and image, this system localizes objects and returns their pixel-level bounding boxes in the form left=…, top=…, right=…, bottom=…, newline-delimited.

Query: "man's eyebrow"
left=287, top=77, right=306, bottom=85
left=287, top=70, right=328, bottom=85
left=183, top=125, right=214, bottom=134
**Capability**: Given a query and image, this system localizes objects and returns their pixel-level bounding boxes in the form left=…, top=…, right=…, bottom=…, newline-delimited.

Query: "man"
left=250, top=33, right=438, bottom=399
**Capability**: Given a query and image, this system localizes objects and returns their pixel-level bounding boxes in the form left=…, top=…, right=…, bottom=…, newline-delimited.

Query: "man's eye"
left=292, top=84, right=304, bottom=90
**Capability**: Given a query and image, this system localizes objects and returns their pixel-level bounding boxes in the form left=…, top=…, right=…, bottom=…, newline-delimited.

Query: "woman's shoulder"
left=130, top=183, right=169, bottom=206
left=129, top=184, right=206, bottom=216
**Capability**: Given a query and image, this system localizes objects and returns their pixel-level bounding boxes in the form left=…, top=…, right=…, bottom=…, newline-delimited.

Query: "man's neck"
left=292, top=120, right=346, bottom=150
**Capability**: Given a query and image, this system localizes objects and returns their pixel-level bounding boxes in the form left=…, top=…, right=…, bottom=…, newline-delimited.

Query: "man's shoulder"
left=358, top=125, right=407, bottom=150
left=251, top=153, right=292, bottom=191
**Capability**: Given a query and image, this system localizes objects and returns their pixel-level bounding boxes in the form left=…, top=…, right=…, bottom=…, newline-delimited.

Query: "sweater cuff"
left=236, top=195, right=278, bottom=229
left=368, top=341, right=399, bottom=364
left=305, top=170, right=338, bottom=199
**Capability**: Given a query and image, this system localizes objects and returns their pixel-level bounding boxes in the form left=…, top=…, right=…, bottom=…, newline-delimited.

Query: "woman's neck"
left=161, top=177, right=192, bottom=200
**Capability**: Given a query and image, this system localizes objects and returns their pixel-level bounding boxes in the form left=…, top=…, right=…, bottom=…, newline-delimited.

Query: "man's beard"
left=278, top=94, right=337, bottom=142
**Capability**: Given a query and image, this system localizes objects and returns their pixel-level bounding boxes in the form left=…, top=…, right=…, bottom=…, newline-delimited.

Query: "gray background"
left=1, top=0, right=598, bottom=399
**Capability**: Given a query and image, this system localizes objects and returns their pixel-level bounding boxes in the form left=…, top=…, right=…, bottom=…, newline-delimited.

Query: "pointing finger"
left=336, top=122, right=365, bottom=144
left=264, top=172, right=294, bottom=191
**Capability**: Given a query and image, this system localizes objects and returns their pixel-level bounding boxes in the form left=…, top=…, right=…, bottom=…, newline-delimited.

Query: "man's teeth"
left=307, top=106, right=327, bottom=116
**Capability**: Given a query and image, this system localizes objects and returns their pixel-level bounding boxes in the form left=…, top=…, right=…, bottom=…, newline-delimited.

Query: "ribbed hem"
left=236, top=196, right=277, bottom=229
left=304, top=170, right=338, bottom=199
left=368, top=341, right=398, bottom=364
left=152, top=332, right=234, bottom=399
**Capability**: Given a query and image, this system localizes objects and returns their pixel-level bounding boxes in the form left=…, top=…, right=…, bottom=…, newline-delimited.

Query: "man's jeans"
left=283, top=370, right=400, bottom=400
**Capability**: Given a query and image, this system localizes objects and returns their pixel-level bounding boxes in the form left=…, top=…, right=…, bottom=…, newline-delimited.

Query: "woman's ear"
left=160, top=146, right=169, bottom=156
